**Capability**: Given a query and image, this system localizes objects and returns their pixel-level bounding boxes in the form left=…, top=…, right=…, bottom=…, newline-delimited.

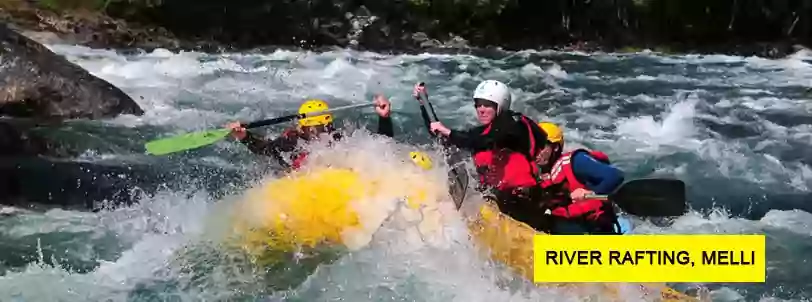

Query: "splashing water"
left=0, top=44, right=810, bottom=301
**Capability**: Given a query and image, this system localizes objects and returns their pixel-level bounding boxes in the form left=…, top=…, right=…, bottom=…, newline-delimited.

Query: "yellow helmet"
left=298, top=99, right=333, bottom=127
left=537, top=122, right=563, bottom=144
left=409, top=151, right=433, bottom=170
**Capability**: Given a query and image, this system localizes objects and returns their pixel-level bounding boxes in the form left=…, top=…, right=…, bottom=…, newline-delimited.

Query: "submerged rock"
left=0, top=23, right=151, bottom=210
left=0, top=120, right=52, bottom=156
left=0, top=23, right=144, bottom=119
left=0, top=157, right=249, bottom=212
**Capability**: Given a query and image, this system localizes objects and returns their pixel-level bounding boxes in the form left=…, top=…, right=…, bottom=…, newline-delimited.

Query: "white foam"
left=614, top=97, right=701, bottom=152
left=7, top=42, right=809, bottom=301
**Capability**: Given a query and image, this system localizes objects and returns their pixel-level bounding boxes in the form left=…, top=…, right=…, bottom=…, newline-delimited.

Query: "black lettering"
left=702, top=250, right=757, bottom=265
left=623, top=250, right=634, bottom=264
left=590, top=250, right=602, bottom=265
left=548, top=251, right=604, bottom=265
left=602, top=250, right=697, bottom=265
left=719, top=250, right=729, bottom=265
left=577, top=250, right=589, bottom=265
left=564, top=251, right=576, bottom=264
left=702, top=251, right=716, bottom=264
left=662, top=250, right=674, bottom=264
left=609, top=250, right=620, bottom=265
left=546, top=251, right=559, bottom=265
left=636, top=250, right=645, bottom=264
left=732, top=251, right=741, bottom=265
left=677, top=251, right=691, bottom=265
left=731, top=250, right=754, bottom=265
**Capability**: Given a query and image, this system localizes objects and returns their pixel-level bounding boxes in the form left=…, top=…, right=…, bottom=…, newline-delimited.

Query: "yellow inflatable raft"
left=227, top=160, right=699, bottom=301
left=467, top=199, right=700, bottom=301
left=228, top=164, right=449, bottom=259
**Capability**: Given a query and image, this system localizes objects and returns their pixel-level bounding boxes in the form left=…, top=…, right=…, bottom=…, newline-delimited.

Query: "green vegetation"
left=4, top=0, right=810, bottom=56
left=35, top=0, right=103, bottom=10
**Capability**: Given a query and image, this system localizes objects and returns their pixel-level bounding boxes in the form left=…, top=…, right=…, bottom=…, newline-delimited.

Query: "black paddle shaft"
left=414, top=81, right=470, bottom=210
left=241, top=103, right=375, bottom=129
left=418, top=82, right=441, bottom=122
left=243, top=114, right=302, bottom=129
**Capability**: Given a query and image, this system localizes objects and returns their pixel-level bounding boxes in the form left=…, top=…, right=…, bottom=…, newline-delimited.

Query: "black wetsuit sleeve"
left=446, top=112, right=516, bottom=151
left=446, top=112, right=539, bottom=155
left=239, top=131, right=299, bottom=167
left=376, top=115, right=394, bottom=138
left=447, top=127, right=488, bottom=150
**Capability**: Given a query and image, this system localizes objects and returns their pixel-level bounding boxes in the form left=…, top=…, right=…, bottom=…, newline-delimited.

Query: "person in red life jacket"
left=424, top=80, right=549, bottom=226
left=225, top=95, right=393, bottom=172
left=534, top=122, right=625, bottom=234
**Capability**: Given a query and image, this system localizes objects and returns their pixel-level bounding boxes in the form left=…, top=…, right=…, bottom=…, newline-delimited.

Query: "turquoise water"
left=0, top=46, right=811, bottom=301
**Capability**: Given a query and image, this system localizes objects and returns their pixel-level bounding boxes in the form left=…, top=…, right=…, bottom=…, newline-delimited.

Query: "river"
left=0, top=45, right=810, bottom=301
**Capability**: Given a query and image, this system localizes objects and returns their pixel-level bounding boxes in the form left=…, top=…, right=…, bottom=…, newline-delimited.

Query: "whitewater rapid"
left=0, top=45, right=811, bottom=301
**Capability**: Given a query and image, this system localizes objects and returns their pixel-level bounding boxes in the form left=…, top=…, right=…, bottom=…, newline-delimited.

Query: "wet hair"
left=539, top=142, right=563, bottom=174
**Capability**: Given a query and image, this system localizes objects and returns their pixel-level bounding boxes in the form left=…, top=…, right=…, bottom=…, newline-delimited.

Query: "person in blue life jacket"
left=534, top=122, right=625, bottom=235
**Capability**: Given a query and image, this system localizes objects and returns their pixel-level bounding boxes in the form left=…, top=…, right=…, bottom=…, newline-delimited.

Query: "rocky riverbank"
left=2, top=0, right=810, bottom=58
left=0, top=4, right=147, bottom=210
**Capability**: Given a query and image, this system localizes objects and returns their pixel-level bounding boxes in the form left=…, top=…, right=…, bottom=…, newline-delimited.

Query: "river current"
left=1, top=45, right=811, bottom=301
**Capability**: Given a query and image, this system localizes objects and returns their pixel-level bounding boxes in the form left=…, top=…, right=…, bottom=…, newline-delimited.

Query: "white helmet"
left=473, top=80, right=511, bottom=113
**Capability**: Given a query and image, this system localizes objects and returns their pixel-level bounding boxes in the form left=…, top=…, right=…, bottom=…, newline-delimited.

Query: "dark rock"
left=0, top=22, right=144, bottom=120
left=0, top=20, right=159, bottom=211
left=0, top=157, right=250, bottom=212
left=0, top=1, right=187, bottom=52
left=0, top=120, right=51, bottom=156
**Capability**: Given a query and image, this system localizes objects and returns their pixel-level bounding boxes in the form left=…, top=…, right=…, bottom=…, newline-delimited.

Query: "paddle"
left=413, top=82, right=470, bottom=209
left=585, top=178, right=687, bottom=217
left=144, top=102, right=375, bottom=156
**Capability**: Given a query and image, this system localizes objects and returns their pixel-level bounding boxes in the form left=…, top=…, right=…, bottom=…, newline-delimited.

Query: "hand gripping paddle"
left=413, top=82, right=470, bottom=209
left=144, top=103, right=375, bottom=156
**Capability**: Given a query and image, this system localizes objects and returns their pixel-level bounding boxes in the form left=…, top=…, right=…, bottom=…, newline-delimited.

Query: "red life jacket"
left=472, top=115, right=541, bottom=191
left=540, top=148, right=611, bottom=221
left=290, top=152, right=308, bottom=170
left=276, top=128, right=310, bottom=171
left=282, top=128, right=339, bottom=171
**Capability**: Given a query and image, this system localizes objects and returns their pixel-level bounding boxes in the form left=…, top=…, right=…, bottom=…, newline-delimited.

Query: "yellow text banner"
left=533, top=234, right=766, bottom=283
